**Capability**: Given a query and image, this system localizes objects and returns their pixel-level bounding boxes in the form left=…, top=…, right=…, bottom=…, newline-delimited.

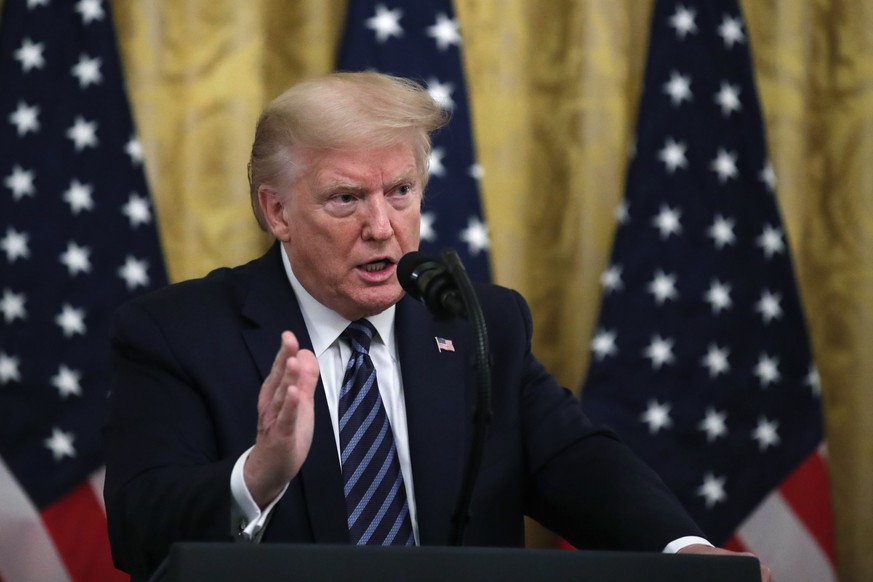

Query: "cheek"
left=396, top=212, right=421, bottom=247
left=302, top=222, right=362, bottom=268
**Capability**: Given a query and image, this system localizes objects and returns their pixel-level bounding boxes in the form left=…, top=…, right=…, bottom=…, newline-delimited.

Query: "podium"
left=161, top=543, right=761, bottom=581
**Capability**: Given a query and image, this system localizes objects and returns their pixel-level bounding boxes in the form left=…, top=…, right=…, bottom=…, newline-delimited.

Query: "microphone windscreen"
left=397, top=251, right=435, bottom=296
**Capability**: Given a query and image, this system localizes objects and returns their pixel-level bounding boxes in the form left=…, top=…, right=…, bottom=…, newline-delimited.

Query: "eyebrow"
left=319, top=172, right=419, bottom=195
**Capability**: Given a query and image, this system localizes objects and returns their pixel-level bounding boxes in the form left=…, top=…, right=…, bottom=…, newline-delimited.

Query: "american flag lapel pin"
left=435, top=337, right=455, bottom=353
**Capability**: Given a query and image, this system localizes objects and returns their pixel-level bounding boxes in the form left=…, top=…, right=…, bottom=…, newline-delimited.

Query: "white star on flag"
left=459, top=216, right=489, bottom=256
left=754, top=353, right=781, bottom=387
left=704, top=279, right=732, bottom=313
left=714, top=81, right=741, bottom=116
left=717, top=15, right=745, bottom=48
left=71, top=54, right=103, bottom=88
left=710, top=148, right=739, bottom=182
left=643, top=335, right=675, bottom=369
left=590, top=329, right=618, bottom=361
left=615, top=201, right=630, bottom=224
left=428, top=147, right=446, bottom=177
left=122, top=193, right=153, bottom=227
left=755, top=289, right=783, bottom=323
left=55, top=304, right=87, bottom=338
left=663, top=70, right=693, bottom=106
left=118, top=256, right=150, bottom=290
left=52, top=365, right=83, bottom=398
left=14, top=37, right=45, bottom=72
left=0, top=351, right=22, bottom=384
left=4, top=164, right=36, bottom=200
left=426, top=77, right=455, bottom=111
left=9, top=101, right=40, bottom=136
left=706, top=214, right=736, bottom=249
left=701, top=344, right=730, bottom=377
left=658, top=137, right=688, bottom=173
left=44, top=427, right=76, bottom=460
left=696, top=472, right=727, bottom=508
left=426, top=13, right=461, bottom=51
left=0, top=288, right=27, bottom=323
left=668, top=4, right=697, bottom=39
left=1, top=227, right=31, bottom=262
left=651, top=204, right=682, bottom=238
left=759, top=161, right=777, bottom=192
left=756, top=224, right=786, bottom=258
left=752, top=417, right=781, bottom=451
left=420, top=211, right=437, bottom=242
left=699, top=408, right=728, bottom=442
left=648, top=270, right=678, bottom=304
left=126, top=136, right=143, bottom=164
left=67, top=116, right=99, bottom=151
left=600, top=264, right=623, bottom=294
left=63, top=179, right=95, bottom=214
left=365, top=4, right=404, bottom=43
left=641, top=400, right=673, bottom=434
left=805, top=366, right=822, bottom=396
left=75, top=0, right=105, bottom=24
left=59, top=242, right=92, bottom=276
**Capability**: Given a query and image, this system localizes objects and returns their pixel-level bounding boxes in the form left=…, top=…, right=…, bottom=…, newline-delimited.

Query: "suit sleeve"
left=103, top=299, right=237, bottom=578
left=498, top=290, right=704, bottom=550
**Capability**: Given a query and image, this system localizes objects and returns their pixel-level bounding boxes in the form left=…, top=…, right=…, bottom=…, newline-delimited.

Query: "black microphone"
left=397, top=251, right=466, bottom=318
left=400, top=249, right=492, bottom=546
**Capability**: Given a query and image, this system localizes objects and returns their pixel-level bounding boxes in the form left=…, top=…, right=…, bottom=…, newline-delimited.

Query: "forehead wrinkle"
left=313, top=164, right=419, bottom=195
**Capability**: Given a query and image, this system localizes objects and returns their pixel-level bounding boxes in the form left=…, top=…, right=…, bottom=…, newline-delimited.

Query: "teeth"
left=363, top=261, right=388, bottom=272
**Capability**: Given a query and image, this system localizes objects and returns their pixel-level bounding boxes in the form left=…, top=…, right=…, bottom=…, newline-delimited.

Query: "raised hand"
left=244, top=331, right=320, bottom=508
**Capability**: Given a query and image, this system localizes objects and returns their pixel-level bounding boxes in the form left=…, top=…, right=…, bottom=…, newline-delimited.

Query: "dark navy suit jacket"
left=104, top=244, right=702, bottom=579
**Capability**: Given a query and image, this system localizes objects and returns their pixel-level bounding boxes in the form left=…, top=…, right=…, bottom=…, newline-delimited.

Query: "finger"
left=270, top=366, right=290, bottom=412
left=258, top=331, right=300, bottom=410
left=274, top=353, right=310, bottom=431
left=275, top=384, right=300, bottom=435
left=294, top=349, right=320, bottom=399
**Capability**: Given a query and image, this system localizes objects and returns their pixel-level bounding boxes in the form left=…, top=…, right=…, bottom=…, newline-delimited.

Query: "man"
left=104, top=72, right=770, bottom=580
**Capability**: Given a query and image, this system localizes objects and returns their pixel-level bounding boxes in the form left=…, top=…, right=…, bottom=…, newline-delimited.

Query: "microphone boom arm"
left=441, top=249, right=493, bottom=547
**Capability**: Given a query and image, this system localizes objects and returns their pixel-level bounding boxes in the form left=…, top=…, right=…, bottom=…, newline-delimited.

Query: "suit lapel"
left=240, top=244, right=348, bottom=543
left=396, top=296, right=469, bottom=545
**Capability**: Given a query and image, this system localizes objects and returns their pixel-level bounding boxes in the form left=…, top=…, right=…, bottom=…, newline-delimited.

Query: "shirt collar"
left=280, top=244, right=396, bottom=358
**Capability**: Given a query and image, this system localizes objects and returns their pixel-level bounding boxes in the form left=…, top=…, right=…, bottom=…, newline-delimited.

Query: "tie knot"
left=342, top=319, right=377, bottom=354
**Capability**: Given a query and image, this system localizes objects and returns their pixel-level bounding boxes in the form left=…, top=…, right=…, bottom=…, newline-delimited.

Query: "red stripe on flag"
left=777, top=451, right=836, bottom=565
left=723, top=535, right=748, bottom=553
left=40, top=481, right=127, bottom=582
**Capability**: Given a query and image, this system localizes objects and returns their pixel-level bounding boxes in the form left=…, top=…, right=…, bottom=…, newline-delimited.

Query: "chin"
left=354, top=289, right=404, bottom=317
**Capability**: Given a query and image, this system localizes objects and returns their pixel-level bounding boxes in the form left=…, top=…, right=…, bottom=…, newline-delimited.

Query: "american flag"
left=337, top=0, right=491, bottom=282
left=581, top=2, right=836, bottom=580
left=0, top=1, right=167, bottom=580
left=435, top=336, right=455, bottom=353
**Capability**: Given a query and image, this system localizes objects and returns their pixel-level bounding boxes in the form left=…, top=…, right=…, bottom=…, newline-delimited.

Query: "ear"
left=258, top=185, right=291, bottom=241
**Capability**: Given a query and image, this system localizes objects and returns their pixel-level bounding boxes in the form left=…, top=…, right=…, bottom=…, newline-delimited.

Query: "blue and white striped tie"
left=338, top=319, right=414, bottom=545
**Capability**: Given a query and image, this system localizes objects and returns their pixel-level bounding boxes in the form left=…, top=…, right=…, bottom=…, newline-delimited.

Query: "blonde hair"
left=247, top=72, right=448, bottom=230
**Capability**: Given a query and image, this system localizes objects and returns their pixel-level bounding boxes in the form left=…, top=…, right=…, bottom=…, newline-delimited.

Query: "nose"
left=362, top=195, right=394, bottom=241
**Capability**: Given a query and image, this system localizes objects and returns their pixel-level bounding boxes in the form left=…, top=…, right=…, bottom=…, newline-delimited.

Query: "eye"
left=334, top=193, right=356, bottom=204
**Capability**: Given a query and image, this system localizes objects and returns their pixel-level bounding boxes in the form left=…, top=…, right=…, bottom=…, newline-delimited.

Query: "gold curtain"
left=109, top=0, right=872, bottom=579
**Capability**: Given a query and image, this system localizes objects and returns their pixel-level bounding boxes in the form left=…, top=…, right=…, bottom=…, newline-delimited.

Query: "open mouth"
left=361, top=259, right=392, bottom=272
